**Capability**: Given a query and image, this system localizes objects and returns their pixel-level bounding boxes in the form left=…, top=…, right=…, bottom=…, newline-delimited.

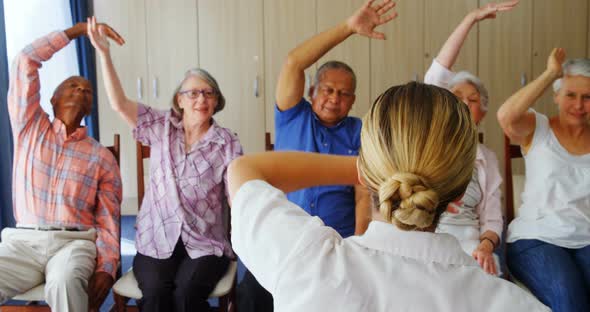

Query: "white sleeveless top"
left=507, top=111, right=590, bottom=248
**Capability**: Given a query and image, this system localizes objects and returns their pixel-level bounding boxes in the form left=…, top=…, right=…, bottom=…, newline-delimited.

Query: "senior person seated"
left=424, top=0, right=520, bottom=275
left=88, top=17, right=243, bottom=312
left=498, top=48, right=590, bottom=312
left=0, top=22, right=123, bottom=312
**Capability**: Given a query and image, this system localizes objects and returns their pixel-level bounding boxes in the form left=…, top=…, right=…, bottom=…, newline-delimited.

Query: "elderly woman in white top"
left=498, top=48, right=590, bottom=312
left=424, top=0, right=519, bottom=275
left=227, top=79, right=548, bottom=312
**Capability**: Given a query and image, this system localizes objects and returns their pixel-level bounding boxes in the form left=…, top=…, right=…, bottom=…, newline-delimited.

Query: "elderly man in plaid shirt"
left=0, top=21, right=124, bottom=312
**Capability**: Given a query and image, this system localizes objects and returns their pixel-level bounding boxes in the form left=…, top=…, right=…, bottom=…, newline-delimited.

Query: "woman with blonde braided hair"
left=227, top=82, right=548, bottom=311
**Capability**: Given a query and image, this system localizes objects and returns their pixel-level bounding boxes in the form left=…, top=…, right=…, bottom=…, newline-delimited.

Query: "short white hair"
left=448, top=71, right=489, bottom=112
left=552, top=58, right=590, bottom=92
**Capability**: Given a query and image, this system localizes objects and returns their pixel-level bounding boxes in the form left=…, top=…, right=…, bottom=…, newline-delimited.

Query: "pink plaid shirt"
left=133, top=103, right=242, bottom=259
left=7, top=31, right=122, bottom=278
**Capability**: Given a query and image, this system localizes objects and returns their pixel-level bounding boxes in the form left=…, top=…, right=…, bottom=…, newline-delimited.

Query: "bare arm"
left=497, top=48, right=564, bottom=146
left=87, top=16, right=138, bottom=128
left=275, top=0, right=397, bottom=111
left=354, top=184, right=371, bottom=235
left=228, top=152, right=359, bottom=204
left=436, top=1, right=519, bottom=69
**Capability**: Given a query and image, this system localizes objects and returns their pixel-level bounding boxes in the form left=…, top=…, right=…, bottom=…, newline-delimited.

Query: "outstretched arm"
left=497, top=48, right=564, bottom=147
left=275, top=0, right=397, bottom=111
left=228, top=152, right=359, bottom=204
left=7, top=22, right=99, bottom=133
left=436, top=0, right=519, bottom=69
left=87, top=16, right=138, bottom=128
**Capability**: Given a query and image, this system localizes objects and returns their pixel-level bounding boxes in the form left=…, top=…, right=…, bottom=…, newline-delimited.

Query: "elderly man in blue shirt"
left=236, top=1, right=397, bottom=311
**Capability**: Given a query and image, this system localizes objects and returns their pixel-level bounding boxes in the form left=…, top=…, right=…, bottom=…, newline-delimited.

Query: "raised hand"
left=346, top=0, right=397, bottom=40
left=470, top=0, right=519, bottom=22
left=547, top=47, right=566, bottom=78
left=87, top=16, right=125, bottom=55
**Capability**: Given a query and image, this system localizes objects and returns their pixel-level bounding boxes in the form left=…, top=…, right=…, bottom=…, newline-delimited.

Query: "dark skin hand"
left=88, top=271, right=114, bottom=312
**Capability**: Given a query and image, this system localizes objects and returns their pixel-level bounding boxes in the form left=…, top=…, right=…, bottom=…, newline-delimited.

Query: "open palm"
left=347, top=0, right=397, bottom=40
left=87, top=16, right=125, bottom=55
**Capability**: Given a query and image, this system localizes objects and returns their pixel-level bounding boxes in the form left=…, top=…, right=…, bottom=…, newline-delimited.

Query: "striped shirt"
left=7, top=31, right=122, bottom=278
left=133, top=103, right=242, bottom=260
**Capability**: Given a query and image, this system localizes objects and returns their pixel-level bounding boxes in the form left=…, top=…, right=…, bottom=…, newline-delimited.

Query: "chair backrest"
left=504, top=135, right=523, bottom=224
left=265, top=132, right=274, bottom=151
left=107, top=134, right=121, bottom=165
left=136, top=142, right=151, bottom=211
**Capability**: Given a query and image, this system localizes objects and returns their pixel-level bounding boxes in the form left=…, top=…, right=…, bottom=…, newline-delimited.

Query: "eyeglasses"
left=178, top=88, right=217, bottom=99
left=317, top=85, right=354, bottom=99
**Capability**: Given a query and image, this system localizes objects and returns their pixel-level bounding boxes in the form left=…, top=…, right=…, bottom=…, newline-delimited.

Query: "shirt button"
left=310, top=203, right=315, bottom=208
left=323, top=143, right=328, bottom=147
left=348, top=150, right=353, bottom=154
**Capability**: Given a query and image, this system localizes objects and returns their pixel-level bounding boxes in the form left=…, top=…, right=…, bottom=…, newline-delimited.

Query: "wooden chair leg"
left=112, top=293, right=129, bottom=312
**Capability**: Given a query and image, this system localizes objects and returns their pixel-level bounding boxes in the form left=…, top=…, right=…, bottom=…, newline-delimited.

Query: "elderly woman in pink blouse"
left=424, top=1, right=519, bottom=275
left=88, top=17, right=242, bottom=312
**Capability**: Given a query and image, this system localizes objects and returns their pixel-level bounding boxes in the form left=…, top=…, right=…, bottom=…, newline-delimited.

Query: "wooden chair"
left=503, top=135, right=524, bottom=227
left=112, top=142, right=238, bottom=312
left=503, top=135, right=531, bottom=292
left=265, top=132, right=274, bottom=151
left=2, top=134, right=120, bottom=312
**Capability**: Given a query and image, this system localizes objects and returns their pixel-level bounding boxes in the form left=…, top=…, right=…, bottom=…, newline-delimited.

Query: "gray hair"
left=448, top=71, right=489, bottom=112
left=313, top=61, right=357, bottom=95
left=552, top=58, right=590, bottom=92
left=172, top=68, right=226, bottom=116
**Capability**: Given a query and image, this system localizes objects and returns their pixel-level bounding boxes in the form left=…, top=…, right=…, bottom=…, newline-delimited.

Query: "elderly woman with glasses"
left=88, top=17, right=242, bottom=312
left=424, top=1, right=520, bottom=276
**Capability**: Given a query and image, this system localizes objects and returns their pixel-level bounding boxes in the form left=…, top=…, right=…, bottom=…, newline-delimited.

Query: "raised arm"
left=275, top=0, right=396, bottom=111
left=87, top=16, right=138, bottom=128
left=497, top=48, right=565, bottom=147
left=435, top=1, right=519, bottom=69
left=7, top=23, right=91, bottom=133
left=228, top=152, right=359, bottom=203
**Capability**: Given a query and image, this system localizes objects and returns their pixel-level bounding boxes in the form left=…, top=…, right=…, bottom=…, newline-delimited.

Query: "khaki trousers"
left=0, top=228, right=97, bottom=312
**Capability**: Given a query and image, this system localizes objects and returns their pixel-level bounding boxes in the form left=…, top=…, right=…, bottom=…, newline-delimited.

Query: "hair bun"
left=378, top=173, right=440, bottom=229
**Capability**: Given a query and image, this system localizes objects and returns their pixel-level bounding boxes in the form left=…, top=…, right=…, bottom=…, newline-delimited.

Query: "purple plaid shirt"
left=133, top=103, right=242, bottom=259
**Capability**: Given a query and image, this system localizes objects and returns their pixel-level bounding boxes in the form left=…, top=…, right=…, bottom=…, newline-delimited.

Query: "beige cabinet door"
left=263, top=0, right=317, bottom=144
left=424, top=0, right=478, bottom=74
left=478, top=0, right=533, bottom=176
left=145, top=0, right=199, bottom=110
left=95, top=0, right=149, bottom=210
left=370, top=0, right=425, bottom=104
left=317, top=0, right=371, bottom=119
left=198, top=0, right=266, bottom=153
left=531, top=0, right=589, bottom=117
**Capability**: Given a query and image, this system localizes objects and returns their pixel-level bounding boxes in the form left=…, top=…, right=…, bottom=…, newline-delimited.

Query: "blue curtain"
left=0, top=0, right=15, bottom=230
left=70, top=0, right=100, bottom=141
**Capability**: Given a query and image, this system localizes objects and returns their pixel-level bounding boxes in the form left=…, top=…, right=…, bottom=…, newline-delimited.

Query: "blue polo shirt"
left=275, top=98, right=362, bottom=238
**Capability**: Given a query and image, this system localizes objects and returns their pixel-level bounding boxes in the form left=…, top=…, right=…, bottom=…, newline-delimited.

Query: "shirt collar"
left=51, top=118, right=88, bottom=142
left=350, top=221, right=478, bottom=267
left=170, top=111, right=226, bottom=145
